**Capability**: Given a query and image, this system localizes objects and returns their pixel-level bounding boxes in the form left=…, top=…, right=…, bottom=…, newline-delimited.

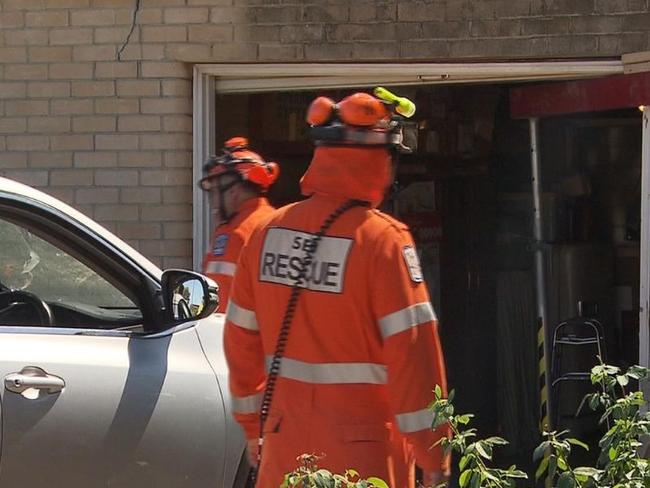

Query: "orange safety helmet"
left=199, top=137, right=279, bottom=193
left=306, top=91, right=412, bottom=152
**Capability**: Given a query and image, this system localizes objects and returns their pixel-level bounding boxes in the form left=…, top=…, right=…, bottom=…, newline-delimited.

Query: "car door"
left=0, top=198, right=226, bottom=487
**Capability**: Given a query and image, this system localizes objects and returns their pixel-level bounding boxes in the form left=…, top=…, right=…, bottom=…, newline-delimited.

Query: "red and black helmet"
left=199, top=137, right=279, bottom=193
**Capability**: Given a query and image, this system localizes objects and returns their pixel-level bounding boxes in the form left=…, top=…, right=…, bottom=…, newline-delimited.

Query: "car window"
left=0, top=217, right=143, bottom=329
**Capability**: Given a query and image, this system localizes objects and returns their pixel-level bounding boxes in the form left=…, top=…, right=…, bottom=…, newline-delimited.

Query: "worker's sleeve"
left=370, top=228, right=450, bottom=474
left=223, top=237, right=266, bottom=440
left=203, top=230, right=244, bottom=313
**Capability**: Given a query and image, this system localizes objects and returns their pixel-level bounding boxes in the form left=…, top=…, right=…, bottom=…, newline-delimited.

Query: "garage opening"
left=194, top=61, right=650, bottom=471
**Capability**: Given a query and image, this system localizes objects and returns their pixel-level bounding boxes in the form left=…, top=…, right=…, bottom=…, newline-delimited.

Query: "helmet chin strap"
left=216, top=177, right=241, bottom=223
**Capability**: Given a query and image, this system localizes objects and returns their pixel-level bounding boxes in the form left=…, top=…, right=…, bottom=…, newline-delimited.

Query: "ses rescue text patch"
left=259, top=228, right=353, bottom=293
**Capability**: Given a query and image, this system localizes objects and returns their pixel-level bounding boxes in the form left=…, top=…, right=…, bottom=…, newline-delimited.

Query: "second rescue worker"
left=224, top=89, right=449, bottom=488
left=199, top=137, right=279, bottom=313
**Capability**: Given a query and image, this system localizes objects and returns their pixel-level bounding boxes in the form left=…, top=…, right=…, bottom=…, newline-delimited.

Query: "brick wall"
left=1, top=0, right=649, bottom=268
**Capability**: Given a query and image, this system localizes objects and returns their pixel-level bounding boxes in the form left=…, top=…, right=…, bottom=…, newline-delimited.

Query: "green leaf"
left=533, top=441, right=550, bottom=462
left=459, top=470, right=471, bottom=487
left=457, top=414, right=473, bottom=425
left=434, top=385, right=442, bottom=399
left=366, top=477, right=388, bottom=488
left=557, top=472, right=575, bottom=488
left=485, top=436, right=509, bottom=446
left=475, top=442, right=492, bottom=460
left=573, top=467, right=601, bottom=478
left=535, top=455, right=549, bottom=480
left=617, top=375, right=630, bottom=387
left=609, top=446, right=618, bottom=460
left=459, top=455, right=470, bottom=471
left=567, top=438, right=589, bottom=451
left=346, top=469, right=359, bottom=480
left=447, top=389, right=455, bottom=403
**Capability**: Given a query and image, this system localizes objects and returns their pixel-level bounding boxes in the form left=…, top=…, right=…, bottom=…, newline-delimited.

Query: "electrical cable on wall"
left=117, top=0, right=141, bottom=61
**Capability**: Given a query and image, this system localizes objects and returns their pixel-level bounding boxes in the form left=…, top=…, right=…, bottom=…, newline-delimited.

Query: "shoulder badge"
left=402, top=245, right=423, bottom=283
left=213, top=234, right=229, bottom=256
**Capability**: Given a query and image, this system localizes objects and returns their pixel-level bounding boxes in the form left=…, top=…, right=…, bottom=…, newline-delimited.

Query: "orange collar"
left=300, top=147, right=392, bottom=208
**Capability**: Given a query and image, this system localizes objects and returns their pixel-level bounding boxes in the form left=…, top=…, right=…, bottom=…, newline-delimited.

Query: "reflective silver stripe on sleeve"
left=231, top=392, right=263, bottom=414
left=378, top=302, right=437, bottom=339
left=206, top=261, right=237, bottom=276
left=395, top=408, right=434, bottom=433
left=266, top=356, right=387, bottom=384
left=226, top=300, right=259, bottom=331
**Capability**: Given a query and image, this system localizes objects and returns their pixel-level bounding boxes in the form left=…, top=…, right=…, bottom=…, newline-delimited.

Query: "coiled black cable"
left=252, top=198, right=368, bottom=485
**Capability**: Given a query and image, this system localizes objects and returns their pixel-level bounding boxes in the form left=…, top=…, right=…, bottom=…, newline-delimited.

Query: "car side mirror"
left=161, top=269, right=219, bottom=324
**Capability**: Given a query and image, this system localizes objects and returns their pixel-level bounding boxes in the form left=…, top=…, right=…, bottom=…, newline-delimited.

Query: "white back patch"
left=402, top=245, right=423, bottom=283
left=259, top=228, right=353, bottom=293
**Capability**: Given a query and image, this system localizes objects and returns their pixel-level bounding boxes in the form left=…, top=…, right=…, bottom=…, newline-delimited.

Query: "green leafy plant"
left=429, top=385, right=528, bottom=487
left=281, top=454, right=388, bottom=488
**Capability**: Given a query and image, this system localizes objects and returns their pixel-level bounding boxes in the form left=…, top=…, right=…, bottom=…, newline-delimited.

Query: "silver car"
left=0, top=177, right=247, bottom=487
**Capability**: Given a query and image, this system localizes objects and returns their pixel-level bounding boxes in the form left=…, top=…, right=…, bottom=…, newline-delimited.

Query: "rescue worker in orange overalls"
left=224, top=91, right=450, bottom=488
left=199, top=137, right=279, bottom=313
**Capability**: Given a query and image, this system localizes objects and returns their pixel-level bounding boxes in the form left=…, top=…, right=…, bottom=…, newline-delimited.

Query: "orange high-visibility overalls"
left=225, top=147, right=449, bottom=487
left=203, top=197, right=275, bottom=313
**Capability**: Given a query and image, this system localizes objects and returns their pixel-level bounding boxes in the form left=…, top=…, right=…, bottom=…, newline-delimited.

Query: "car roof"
left=0, top=176, right=162, bottom=280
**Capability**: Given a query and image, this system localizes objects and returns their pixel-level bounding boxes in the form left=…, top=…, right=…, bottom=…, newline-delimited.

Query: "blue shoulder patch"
left=213, top=234, right=229, bottom=256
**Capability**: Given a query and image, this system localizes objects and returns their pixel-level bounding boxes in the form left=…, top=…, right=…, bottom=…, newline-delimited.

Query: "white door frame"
left=640, top=107, right=650, bottom=398
left=192, top=61, right=623, bottom=270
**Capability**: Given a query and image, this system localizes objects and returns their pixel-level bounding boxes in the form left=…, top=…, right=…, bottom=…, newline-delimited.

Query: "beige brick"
left=0, top=152, right=28, bottom=168
left=7, top=135, right=49, bottom=151
left=141, top=25, right=187, bottom=42
left=162, top=185, right=192, bottom=203
left=27, top=81, right=71, bottom=99
left=45, top=188, right=75, bottom=204
left=116, top=80, right=160, bottom=97
left=73, top=115, right=116, bottom=132
left=50, top=134, right=94, bottom=151
left=162, top=256, right=191, bottom=269
left=73, top=45, right=116, bottom=61
left=251, top=5, right=300, bottom=23
left=163, top=150, right=191, bottom=167
left=42, top=0, right=91, bottom=8
left=163, top=115, right=192, bottom=132
left=162, top=79, right=191, bottom=97
left=96, top=62, right=138, bottom=79
left=137, top=8, right=164, bottom=24
left=74, top=151, right=118, bottom=168
left=118, top=115, right=161, bottom=132
left=120, top=187, right=162, bottom=204
left=163, top=222, right=192, bottom=239
left=116, top=222, right=162, bottom=240
left=0, top=12, right=25, bottom=28
left=188, top=24, right=233, bottom=42
left=95, top=98, right=139, bottom=114
left=49, top=62, right=94, bottom=80
left=76, top=188, right=119, bottom=204
left=25, top=11, right=68, bottom=27
left=164, top=8, right=209, bottom=24
left=165, top=43, right=213, bottom=62
left=140, top=239, right=191, bottom=257
left=4, top=64, right=48, bottom=80
left=0, top=47, right=28, bottom=63
left=139, top=169, right=191, bottom=186
left=3, top=170, right=48, bottom=187
left=141, top=97, right=191, bottom=114
left=71, top=9, right=115, bottom=26
left=52, top=98, right=94, bottom=114
left=0, top=117, right=27, bottom=134
left=28, top=116, right=71, bottom=133
left=210, top=6, right=248, bottom=24
left=2, top=0, right=44, bottom=11
left=50, top=169, right=93, bottom=186
left=142, top=44, right=166, bottom=60
left=141, top=204, right=191, bottom=221
left=29, top=46, right=72, bottom=62
left=90, top=0, right=134, bottom=7
left=29, top=151, right=73, bottom=168
left=140, top=133, right=191, bottom=150
left=211, top=42, right=257, bottom=61
left=71, top=81, right=116, bottom=97
left=95, top=204, right=140, bottom=221
left=259, top=44, right=302, bottom=61
left=234, top=25, right=280, bottom=43
left=95, top=134, right=138, bottom=150
left=95, top=169, right=139, bottom=186
left=6, top=99, right=48, bottom=115
left=141, top=62, right=191, bottom=78
left=0, top=138, right=5, bottom=152
left=4, top=29, right=48, bottom=46
left=50, top=28, right=92, bottom=46
left=0, top=82, right=27, bottom=99
left=94, top=26, right=135, bottom=44
left=118, top=151, right=162, bottom=167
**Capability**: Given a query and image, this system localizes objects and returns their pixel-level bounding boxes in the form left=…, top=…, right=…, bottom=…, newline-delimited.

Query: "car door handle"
left=5, top=366, right=65, bottom=396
